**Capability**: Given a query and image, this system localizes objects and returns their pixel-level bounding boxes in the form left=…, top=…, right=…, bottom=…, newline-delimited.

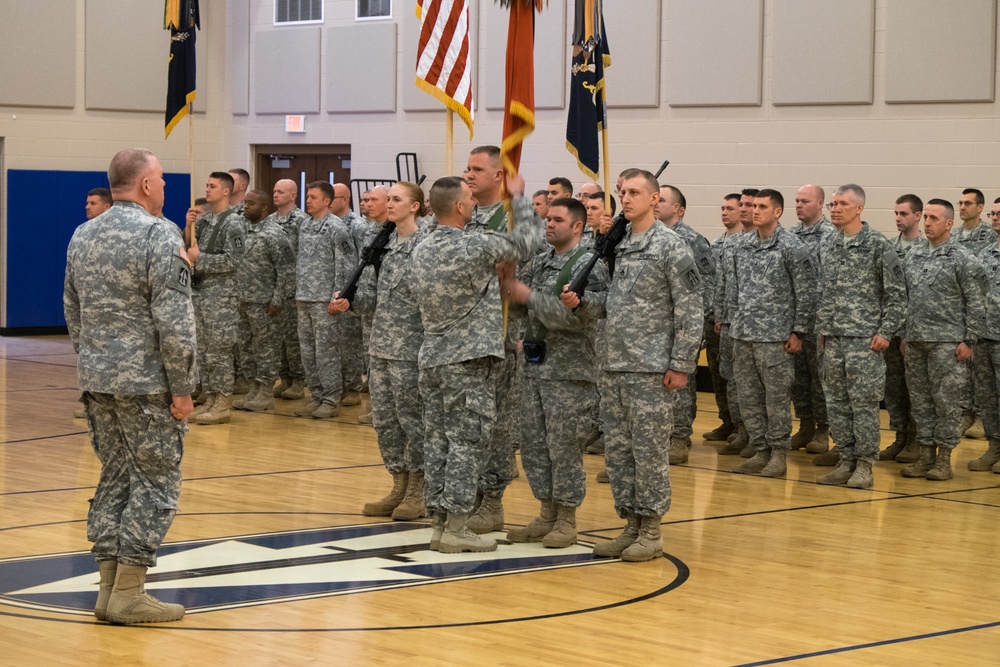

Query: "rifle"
left=566, top=160, right=670, bottom=297
left=338, top=221, right=397, bottom=305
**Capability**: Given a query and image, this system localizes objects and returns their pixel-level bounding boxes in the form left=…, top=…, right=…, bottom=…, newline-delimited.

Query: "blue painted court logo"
left=0, top=522, right=611, bottom=616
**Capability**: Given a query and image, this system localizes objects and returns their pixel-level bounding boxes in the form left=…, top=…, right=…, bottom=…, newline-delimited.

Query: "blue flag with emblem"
left=164, top=0, right=200, bottom=139
left=565, top=0, right=610, bottom=180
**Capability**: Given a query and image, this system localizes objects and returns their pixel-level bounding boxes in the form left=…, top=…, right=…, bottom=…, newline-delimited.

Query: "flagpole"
left=188, top=102, right=195, bottom=206
left=445, top=109, right=454, bottom=176
left=601, top=125, right=611, bottom=210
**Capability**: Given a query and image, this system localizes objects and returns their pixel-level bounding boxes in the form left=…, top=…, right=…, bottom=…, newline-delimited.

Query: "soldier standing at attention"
left=330, top=182, right=366, bottom=408
left=879, top=194, right=924, bottom=463
left=332, top=182, right=430, bottom=520
left=64, top=148, right=196, bottom=625
left=462, top=145, right=542, bottom=534
left=185, top=171, right=245, bottom=425
left=265, top=179, right=309, bottom=400
left=294, top=181, right=355, bottom=419
left=228, top=168, right=250, bottom=214
left=901, top=199, right=987, bottom=480
left=412, top=175, right=542, bottom=554
left=814, top=185, right=905, bottom=489
left=788, top=185, right=835, bottom=455
left=730, top=190, right=817, bottom=478
left=969, top=196, right=1000, bottom=473
left=502, top=197, right=608, bottom=548
left=655, top=185, right=714, bottom=465
left=232, top=190, right=294, bottom=412
left=702, top=194, right=742, bottom=442
left=562, top=169, right=703, bottom=562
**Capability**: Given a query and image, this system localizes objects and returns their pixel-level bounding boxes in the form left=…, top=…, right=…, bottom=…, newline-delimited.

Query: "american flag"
left=415, top=0, right=474, bottom=138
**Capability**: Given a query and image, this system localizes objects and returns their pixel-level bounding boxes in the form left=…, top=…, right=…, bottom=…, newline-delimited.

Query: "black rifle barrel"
left=339, top=221, right=397, bottom=305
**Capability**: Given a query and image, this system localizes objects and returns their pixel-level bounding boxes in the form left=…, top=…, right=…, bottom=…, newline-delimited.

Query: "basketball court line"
left=730, top=619, right=1000, bottom=666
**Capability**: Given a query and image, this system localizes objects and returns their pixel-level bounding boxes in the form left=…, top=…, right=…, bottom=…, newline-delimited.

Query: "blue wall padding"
left=5, top=169, right=191, bottom=329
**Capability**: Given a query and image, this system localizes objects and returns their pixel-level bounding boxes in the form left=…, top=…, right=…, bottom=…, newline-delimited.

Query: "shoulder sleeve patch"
left=676, top=254, right=701, bottom=290
left=167, top=255, right=193, bottom=296
left=883, top=248, right=903, bottom=281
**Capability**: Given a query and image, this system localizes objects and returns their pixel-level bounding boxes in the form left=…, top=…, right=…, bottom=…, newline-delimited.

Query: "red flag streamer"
left=499, top=1, right=542, bottom=179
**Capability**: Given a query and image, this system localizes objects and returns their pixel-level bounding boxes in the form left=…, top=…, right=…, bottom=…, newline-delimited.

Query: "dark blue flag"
left=165, top=0, right=200, bottom=138
left=566, top=0, right=610, bottom=179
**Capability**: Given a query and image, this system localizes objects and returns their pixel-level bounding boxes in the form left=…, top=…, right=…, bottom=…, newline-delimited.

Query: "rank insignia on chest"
left=234, top=237, right=243, bottom=248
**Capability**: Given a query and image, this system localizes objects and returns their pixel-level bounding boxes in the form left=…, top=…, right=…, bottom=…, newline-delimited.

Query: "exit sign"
left=285, top=115, right=305, bottom=133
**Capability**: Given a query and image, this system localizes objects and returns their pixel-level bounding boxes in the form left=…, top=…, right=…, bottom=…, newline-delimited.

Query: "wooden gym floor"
left=0, top=336, right=997, bottom=666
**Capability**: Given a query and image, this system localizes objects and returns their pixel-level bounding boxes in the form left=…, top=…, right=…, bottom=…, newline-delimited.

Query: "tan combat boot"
left=968, top=439, right=1000, bottom=471
left=272, top=378, right=290, bottom=398
left=362, top=471, right=408, bottom=516
left=817, top=458, right=854, bottom=485
left=925, top=447, right=954, bottom=481
left=357, top=411, right=373, bottom=425
left=596, top=468, right=610, bottom=483
left=790, top=418, right=815, bottom=450
left=194, top=393, right=231, bottom=425
left=542, top=504, right=577, bottom=548
left=960, top=413, right=976, bottom=437
left=439, top=512, right=497, bottom=553
left=391, top=471, right=426, bottom=520
left=847, top=460, right=874, bottom=489
left=703, top=420, right=735, bottom=442
left=621, top=515, right=663, bottom=562
left=105, top=564, right=184, bottom=625
left=668, top=436, right=690, bottom=465
left=242, top=384, right=275, bottom=412
left=232, top=382, right=259, bottom=410
left=900, top=445, right=936, bottom=478
left=341, top=391, right=361, bottom=407
left=759, top=448, right=787, bottom=478
left=812, top=447, right=840, bottom=467
left=593, top=515, right=640, bottom=557
left=895, top=432, right=920, bottom=463
left=719, top=423, right=746, bottom=455
left=311, top=401, right=340, bottom=419
left=429, top=512, right=446, bottom=551
left=281, top=379, right=306, bottom=400
left=191, top=392, right=216, bottom=418
left=94, top=560, right=117, bottom=621
left=879, top=431, right=908, bottom=461
left=734, top=448, right=771, bottom=474
left=805, top=423, right=830, bottom=453
left=506, top=500, right=556, bottom=543
left=294, top=399, right=321, bottom=417
left=466, top=496, right=504, bottom=534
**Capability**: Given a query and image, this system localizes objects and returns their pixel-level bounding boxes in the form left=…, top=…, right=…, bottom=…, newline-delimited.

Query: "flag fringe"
left=565, top=141, right=600, bottom=181
left=165, top=91, right=196, bottom=139
left=414, top=77, right=474, bottom=139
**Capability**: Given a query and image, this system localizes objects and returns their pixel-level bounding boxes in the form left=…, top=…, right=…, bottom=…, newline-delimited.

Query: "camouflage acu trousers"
left=883, top=337, right=913, bottom=434
left=718, top=325, right=743, bottom=425
left=821, top=336, right=885, bottom=463
left=370, top=356, right=424, bottom=473
left=519, top=377, right=595, bottom=507
left=419, top=358, right=496, bottom=514
left=238, top=302, right=280, bottom=385
left=704, top=320, right=731, bottom=422
left=338, top=314, right=364, bottom=393
left=297, top=301, right=343, bottom=405
left=904, top=341, right=968, bottom=450
left=791, top=333, right=827, bottom=425
left=973, top=340, right=1000, bottom=443
left=84, top=392, right=184, bottom=567
left=478, top=348, right=520, bottom=499
left=732, top=340, right=794, bottom=451
left=277, top=298, right=304, bottom=383
left=600, top=371, right=675, bottom=518
left=193, top=294, right=238, bottom=394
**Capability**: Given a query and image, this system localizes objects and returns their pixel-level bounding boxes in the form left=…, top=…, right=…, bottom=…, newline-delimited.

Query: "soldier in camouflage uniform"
left=294, top=181, right=356, bottom=419
left=814, top=185, right=906, bottom=489
left=901, top=199, right=987, bottom=481
left=729, top=189, right=817, bottom=478
left=788, top=185, right=835, bottom=455
left=879, top=195, right=924, bottom=463
left=502, top=197, right=608, bottom=548
left=955, top=188, right=997, bottom=434
left=461, top=146, right=543, bottom=534
left=266, top=179, right=309, bottom=400
left=355, top=186, right=390, bottom=425
left=330, top=182, right=367, bottom=406
left=703, top=194, right=742, bottom=441
left=185, top=171, right=245, bottom=425
left=334, top=182, right=429, bottom=520
left=233, top=190, right=294, bottom=412
left=412, top=176, right=542, bottom=554
left=64, top=148, right=196, bottom=625
left=713, top=189, right=759, bottom=455
left=563, top=169, right=703, bottom=563
left=656, top=185, right=714, bottom=465
left=970, top=196, right=1000, bottom=473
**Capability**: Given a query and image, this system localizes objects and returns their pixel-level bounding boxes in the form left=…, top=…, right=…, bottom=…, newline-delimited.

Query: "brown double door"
left=254, top=145, right=352, bottom=211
